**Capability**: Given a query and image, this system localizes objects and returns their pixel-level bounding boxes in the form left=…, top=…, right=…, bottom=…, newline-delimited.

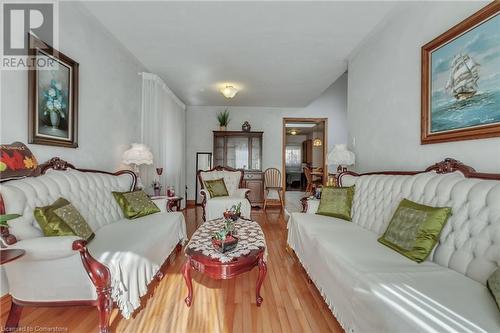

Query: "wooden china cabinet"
left=213, top=131, right=264, bottom=207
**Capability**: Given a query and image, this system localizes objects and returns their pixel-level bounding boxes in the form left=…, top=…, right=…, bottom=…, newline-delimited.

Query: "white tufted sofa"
left=287, top=160, right=500, bottom=333
left=198, top=166, right=251, bottom=221
left=0, top=159, right=187, bottom=333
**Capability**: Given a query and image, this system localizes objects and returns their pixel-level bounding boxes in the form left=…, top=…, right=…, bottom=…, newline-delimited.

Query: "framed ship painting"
left=421, top=2, right=500, bottom=144
left=28, top=34, right=79, bottom=148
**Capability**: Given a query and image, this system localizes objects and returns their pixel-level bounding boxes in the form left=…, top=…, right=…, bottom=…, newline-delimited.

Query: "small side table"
left=0, top=249, right=25, bottom=265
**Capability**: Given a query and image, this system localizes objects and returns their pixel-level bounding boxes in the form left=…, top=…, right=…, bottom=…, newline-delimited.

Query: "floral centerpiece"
left=42, top=79, right=67, bottom=128
left=223, top=202, right=241, bottom=221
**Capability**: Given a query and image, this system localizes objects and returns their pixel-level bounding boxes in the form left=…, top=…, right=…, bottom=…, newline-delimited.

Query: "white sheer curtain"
left=140, top=73, right=186, bottom=207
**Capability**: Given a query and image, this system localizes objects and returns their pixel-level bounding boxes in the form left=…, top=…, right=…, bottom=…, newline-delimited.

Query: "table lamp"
left=122, top=143, right=153, bottom=189
left=328, top=144, right=355, bottom=173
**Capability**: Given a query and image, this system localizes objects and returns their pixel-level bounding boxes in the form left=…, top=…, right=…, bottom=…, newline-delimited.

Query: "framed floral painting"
left=28, top=34, right=79, bottom=148
left=421, top=2, right=500, bottom=144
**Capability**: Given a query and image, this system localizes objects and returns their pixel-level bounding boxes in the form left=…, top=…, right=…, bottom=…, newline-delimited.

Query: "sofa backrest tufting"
left=0, top=168, right=135, bottom=240
left=341, top=171, right=500, bottom=285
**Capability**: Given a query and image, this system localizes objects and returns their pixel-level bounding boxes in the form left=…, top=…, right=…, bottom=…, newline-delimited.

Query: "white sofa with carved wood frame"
left=288, top=159, right=500, bottom=333
left=0, top=158, right=187, bottom=333
left=198, top=166, right=251, bottom=221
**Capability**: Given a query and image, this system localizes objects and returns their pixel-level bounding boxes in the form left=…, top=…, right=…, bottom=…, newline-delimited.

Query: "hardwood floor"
left=0, top=207, right=343, bottom=333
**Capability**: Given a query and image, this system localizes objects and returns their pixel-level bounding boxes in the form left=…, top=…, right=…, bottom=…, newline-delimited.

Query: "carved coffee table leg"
left=256, top=256, right=267, bottom=306
left=182, top=260, right=193, bottom=307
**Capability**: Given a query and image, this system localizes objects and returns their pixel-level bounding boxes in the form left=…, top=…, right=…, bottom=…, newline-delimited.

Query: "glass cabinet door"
left=251, top=136, right=261, bottom=170
left=213, top=132, right=262, bottom=171
left=214, top=136, right=225, bottom=167
left=226, top=136, right=249, bottom=169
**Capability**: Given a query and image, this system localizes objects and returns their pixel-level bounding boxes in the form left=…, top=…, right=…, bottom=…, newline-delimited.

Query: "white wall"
left=348, top=1, right=500, bottom=173
left=186, top=72, right=348, bottom=200
left=0, top=2, right=147, bottom=295
left=0, top=2, right=146, bottom=171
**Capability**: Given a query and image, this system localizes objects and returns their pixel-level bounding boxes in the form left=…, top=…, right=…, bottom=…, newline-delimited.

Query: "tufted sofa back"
left=0, top=168, right=134, bottom=241
left=341, top=171, right=500, bottom=285
left=199, top=169, right=243, bottom=196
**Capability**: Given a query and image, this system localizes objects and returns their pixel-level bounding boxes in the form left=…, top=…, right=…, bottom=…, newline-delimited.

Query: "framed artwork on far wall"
left=421, top=2, right=500, bottom=144
left=28, top=34, right=79, bottom=148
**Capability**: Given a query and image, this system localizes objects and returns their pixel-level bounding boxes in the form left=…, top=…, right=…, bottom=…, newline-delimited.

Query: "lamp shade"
left=328, top=144, right=355, bottom=166
left=122, top=143, right=153, bottom=165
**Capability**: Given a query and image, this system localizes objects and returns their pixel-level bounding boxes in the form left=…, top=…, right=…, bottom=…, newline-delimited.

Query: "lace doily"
left=186, top=218, right=267, bottom=263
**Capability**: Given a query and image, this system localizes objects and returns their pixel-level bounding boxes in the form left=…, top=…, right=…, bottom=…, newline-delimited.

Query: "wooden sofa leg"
left=72, top=240, right=113, bottom=333
left=96, top=287, right=113, bottom=333
left=5, top=302, right=23, bottom=330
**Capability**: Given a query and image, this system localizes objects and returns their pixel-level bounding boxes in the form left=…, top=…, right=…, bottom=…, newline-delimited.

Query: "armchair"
left=197, top=166, right=251, bottom=221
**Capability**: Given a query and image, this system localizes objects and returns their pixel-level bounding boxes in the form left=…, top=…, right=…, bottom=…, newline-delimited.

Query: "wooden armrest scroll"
left=72, top=240, right=111, bottom=291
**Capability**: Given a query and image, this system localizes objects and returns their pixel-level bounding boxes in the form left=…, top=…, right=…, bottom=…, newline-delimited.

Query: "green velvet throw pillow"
left=204, top=178, right=229, bottom=198
left=316, top=186, right=355, bottom=221
left=487, top=268, right=500, bottom=311
left=378, top=199, right=452, bottom=263
left=34, top=198, right=94, bottom=241
left=113, top=190, right=160, bottom=219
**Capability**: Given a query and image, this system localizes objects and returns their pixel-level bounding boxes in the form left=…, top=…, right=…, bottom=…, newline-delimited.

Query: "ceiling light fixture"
left=220, top=85, right=238, bottom=99
left=290, top=130, right=298, bottom=135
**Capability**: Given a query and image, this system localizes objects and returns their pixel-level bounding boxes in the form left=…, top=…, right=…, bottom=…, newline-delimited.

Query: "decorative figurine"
left=242, top=121, right=251, bottom=132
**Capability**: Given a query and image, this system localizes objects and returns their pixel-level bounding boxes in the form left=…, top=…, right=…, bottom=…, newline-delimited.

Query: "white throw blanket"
left=103, top=251, right=160, bottom=318
left=89, top=213, right=187, bottom=319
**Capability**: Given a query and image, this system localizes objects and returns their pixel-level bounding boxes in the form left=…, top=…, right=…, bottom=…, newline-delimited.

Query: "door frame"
left=282, top=118, right=328, bottom=203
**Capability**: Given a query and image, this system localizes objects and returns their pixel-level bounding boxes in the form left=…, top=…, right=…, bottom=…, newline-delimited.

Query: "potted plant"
left=217, top=109, right=230, bottom=131
left=212, top=220, right=238, bottom=253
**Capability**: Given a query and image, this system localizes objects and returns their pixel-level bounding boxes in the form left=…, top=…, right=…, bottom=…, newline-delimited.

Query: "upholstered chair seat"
left=198, top=167, right=251, bottom=221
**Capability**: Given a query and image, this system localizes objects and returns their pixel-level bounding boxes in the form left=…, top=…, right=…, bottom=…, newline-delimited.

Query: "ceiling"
left=83, top=1, right=396, bottom=107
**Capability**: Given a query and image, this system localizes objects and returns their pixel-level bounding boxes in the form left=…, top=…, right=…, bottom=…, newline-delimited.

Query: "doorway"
left=282, top=118, right=328, bottom=213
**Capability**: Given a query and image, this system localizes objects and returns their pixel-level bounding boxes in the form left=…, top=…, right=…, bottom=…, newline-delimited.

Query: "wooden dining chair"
left=304, top=166, right=322, bottom=194
left=263, top=168, right=284, bottom=210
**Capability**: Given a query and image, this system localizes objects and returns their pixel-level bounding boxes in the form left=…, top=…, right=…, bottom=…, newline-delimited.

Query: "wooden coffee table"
left=182, top=218, right=267, bottom=307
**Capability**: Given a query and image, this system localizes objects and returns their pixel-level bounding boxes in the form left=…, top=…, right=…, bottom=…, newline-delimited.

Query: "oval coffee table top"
left=185, top=218, right=267, bottom=264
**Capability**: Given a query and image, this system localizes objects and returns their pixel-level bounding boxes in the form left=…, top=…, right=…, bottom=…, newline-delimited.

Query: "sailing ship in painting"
left=445, top=53, right=480, bottom=101
left=430, top=12, right=500, bottom=134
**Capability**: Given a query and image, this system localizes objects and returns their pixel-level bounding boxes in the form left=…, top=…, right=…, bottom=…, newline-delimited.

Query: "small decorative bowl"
left=212, top=235, right=239, bottom=253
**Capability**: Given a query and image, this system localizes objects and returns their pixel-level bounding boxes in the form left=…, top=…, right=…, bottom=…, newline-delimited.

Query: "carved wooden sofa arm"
left=0, top=225, right=18, bottom=247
